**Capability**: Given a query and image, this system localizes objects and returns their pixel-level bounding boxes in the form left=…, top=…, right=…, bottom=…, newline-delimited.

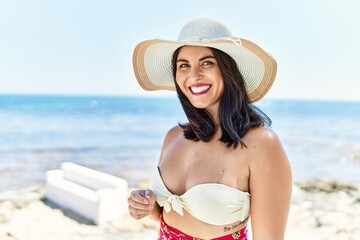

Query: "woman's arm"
left=128, top=125, right=181, bottom=221
left=249, top=127, right=292, bottom=240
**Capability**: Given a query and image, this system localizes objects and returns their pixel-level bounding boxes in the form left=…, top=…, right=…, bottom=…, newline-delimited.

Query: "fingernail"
left=145, top=190, right=151, bottom=198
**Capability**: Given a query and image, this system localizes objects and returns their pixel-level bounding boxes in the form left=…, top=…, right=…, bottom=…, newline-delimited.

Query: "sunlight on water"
left=0, top=95, right=359, bottom=190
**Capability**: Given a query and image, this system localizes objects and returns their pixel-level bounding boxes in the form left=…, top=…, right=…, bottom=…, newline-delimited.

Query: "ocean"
left=0, top=94, right=359, bottom=191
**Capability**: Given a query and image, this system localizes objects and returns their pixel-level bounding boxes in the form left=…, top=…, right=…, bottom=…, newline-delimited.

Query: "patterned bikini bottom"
left=158, top=216, right=248, bottom=240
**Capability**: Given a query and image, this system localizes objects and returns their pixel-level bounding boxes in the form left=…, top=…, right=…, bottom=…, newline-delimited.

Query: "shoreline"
left=1, top=179, right=360, bottom=240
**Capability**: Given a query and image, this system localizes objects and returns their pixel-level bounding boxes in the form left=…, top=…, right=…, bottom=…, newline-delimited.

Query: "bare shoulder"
left=246, top=125, right=281, bottom=145
left=163, top=125, right=183, bottom=144
left=158, top=125, right=184, bottom=165
left=245, top=126, right=289, bottom=167
left=167, top=124, right=183, bottom=136
left=160, top=125, right=184, bottom=152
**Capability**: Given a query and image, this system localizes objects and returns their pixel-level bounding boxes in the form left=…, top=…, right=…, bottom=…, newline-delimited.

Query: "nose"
left=188, top=66, right=203, bottom=81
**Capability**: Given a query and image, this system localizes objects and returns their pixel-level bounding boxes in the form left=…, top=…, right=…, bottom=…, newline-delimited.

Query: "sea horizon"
left=1, top=92, right=360, bottom=103
left=0, top=94, right=359, bottom=191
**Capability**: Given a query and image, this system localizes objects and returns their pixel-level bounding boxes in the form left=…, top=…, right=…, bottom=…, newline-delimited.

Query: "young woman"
left=128, top=18, right=292, bottom=240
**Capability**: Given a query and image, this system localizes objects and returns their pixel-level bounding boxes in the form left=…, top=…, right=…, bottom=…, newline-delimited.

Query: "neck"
left=205, top=105, right=220, bottom=125
left=205, top=108, right=222, bottom=140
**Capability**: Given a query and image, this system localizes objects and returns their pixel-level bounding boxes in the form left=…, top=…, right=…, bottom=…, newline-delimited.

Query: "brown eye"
left=202, top=61, right=214, bottom=66
left=178, top=63, right=190, bottom=69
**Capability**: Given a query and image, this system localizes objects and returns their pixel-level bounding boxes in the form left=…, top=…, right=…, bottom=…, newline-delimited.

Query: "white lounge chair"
left=45, top=162, right=128, bottom=225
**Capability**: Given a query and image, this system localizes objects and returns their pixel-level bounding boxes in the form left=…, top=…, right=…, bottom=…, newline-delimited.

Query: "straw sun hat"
left=132, top=18, right=277, bottom=102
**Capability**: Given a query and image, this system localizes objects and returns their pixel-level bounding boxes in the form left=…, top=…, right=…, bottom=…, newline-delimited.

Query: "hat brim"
left=132, top=38, right=277, bottom=102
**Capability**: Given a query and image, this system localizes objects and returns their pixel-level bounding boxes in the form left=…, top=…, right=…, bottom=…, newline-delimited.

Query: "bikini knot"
left=164, top=194, right=184, bottom=216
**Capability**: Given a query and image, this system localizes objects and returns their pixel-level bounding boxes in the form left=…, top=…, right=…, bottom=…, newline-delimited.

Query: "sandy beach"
left=1, top=179, right=359, bottom=240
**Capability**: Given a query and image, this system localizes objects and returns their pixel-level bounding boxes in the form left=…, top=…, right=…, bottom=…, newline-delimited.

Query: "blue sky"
left=0, top=0, right=359, bottom=101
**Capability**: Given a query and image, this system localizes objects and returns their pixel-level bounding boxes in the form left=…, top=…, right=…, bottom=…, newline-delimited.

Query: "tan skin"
left=128, top=46, right=292, bottom=239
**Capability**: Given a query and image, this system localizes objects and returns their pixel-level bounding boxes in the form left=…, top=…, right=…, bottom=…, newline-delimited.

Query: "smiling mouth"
left=190, top=85, right=211, bottom=94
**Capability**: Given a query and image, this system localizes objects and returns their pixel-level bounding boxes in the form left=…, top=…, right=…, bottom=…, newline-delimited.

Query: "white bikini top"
left=150, top=167, right=250, bottom=226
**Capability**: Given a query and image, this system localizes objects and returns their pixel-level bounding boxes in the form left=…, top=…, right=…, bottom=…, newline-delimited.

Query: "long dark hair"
left=172, top=47, right=271, bottom=149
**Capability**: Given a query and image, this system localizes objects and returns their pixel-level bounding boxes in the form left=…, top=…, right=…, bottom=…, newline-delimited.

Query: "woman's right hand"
left=128, top=189, right=156, bottom=220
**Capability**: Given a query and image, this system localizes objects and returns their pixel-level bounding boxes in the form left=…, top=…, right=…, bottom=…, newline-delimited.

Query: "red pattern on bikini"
left=158, top=216, right=248, bottom=240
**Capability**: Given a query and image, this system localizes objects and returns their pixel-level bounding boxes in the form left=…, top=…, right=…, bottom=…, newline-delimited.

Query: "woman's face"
left=175, top=46, right=224, bottom=115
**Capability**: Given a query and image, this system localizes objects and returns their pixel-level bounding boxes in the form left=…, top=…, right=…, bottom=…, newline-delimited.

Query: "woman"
left=128, top=18, right=292, bottom=240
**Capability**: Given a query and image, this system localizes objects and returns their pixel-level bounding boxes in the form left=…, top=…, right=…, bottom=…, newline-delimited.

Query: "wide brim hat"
left=132, top=18, right=277, bottom=102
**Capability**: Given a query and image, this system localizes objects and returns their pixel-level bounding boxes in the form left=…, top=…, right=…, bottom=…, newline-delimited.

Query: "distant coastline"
left=0, top=95, right=359, bottom=191
left=1, top=92, right=360, bottom=102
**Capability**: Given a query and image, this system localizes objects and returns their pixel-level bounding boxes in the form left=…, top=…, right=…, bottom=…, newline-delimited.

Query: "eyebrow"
left=176, top=55, right=216, bottom=63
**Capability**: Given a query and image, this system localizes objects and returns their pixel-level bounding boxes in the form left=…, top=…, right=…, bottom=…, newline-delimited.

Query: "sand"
left=1, top=180, right=360, bottom=240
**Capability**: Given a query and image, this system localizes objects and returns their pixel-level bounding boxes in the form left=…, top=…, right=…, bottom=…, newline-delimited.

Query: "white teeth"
left=191, top=85, right=210, bottom=93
